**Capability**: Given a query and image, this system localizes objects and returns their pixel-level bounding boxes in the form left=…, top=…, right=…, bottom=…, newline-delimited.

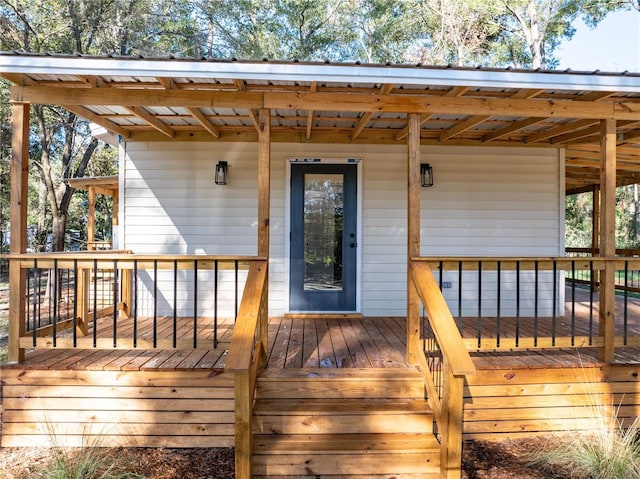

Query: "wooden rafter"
left=78, top=75, right=108, bottom=88
left=482, top=117, right=544, bottom=142
left=439, top=89, right=544, bottom=142
left=352, top=84, right=394, bottom=140
left=187, top=107, right=221, bottom=138
left=527, top=119, right=597, bottom=143
left=61, top=104, right=130, bottom=137
left=125, top=106, right=175, bottom=138
left=157, top=77, right=177, bottom=89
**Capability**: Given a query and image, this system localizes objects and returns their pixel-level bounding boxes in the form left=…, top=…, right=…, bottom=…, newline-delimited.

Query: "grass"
left=527, top=368, right=640, bottom=479
left=30, top=420, right=144, bottom=479
left=36, top=446, right=144, bottom=479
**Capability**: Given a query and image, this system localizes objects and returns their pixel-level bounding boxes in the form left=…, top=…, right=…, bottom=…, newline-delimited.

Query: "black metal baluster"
left=31, top=261, right=38, bottom=346
left=552, top=260, right=557, bottom=347
left=93, top=259, right=98, bottom=348
left=193, top=259, right=198, bottom=349
left=73, top=260, right=78, bottom=348
left=234, top=260, right=239, bottom=319
left=133, top=260, right=138, bottom=348
left=477, top=261, right=482, bottom=349
left=624, top=261, right=629, bottom=346
left=515, top=261, right=520, bottom=348
left=496, top=261, right=501, bottom=349
left=534, top=260, right=539, bottom=347
left=153, top=260, right=158, bottom=348
left=589, top=260, right=594, bottom=345
left=457, top=262, right=463, bottom=331
left=214, top=260, right=219, bottom=348
left=113, top=259, right=118, bottom=348
left=173, top=260, right=178, bottom=349
left=52, top=259, right=58, bottom=347
left=571, top=260, right=576, bottom=346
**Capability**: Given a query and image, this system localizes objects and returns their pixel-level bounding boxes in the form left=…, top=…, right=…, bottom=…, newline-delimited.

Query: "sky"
left=556, top=9, right=640, bottom=72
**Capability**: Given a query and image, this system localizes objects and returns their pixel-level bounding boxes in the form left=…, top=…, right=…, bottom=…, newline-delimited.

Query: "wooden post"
left=112, top=187, right=119, bottom=249
left=592, top=185, right=600, bottom=291
left=257, top=108, right=270, bottom=359
left=8, top=102, right=30, bottom=363
left=87, top=187, right=96, bottom=250
left=234, top=371, right=252, bottom=479
left=407, top=113, right=421, bottom=365
left=440, top=360, right=465, bottom=479
left=257, top=108, right=271, bottom=258
left=599, top=119, right=616, bottom=362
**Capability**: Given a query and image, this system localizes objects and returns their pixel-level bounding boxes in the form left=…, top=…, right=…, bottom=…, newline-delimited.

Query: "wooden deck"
left=4, top=291, right=640, bottom=448
left=9, top=284, right=640, bottom=372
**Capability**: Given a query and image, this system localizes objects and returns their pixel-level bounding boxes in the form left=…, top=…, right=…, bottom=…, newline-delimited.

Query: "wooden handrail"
left=411, top=261, right=475, bottom=377
left=225, top=260, right=269, bottom=479
left=226, top=260, right=268, bottom=372
left=410, top=260, right=475, bottom=479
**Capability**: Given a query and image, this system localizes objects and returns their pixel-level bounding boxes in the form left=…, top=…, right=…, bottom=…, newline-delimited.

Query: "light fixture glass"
left=215, top=161, right=228, bottom=185
left=420, top=163, right=433, bottom=187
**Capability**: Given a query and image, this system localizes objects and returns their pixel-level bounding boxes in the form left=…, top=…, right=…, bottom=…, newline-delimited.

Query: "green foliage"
left=528, top=410, right=640, bottom=478
left=566, top=192, right=594, bottom=247
left=36, top=445, right=143, bottom=479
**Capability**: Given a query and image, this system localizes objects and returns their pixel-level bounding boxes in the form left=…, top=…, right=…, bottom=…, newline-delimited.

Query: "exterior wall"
left=121, top=142, right=563, bottom=317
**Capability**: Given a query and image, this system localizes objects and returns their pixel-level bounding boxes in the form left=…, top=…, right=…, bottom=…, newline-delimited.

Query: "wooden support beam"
left=8, top=102, right=29, bottom=364
left=406, top=113, right=421, bottom=366
left=187, top=107, right=221, bottom=138
left=125, top=106, right=175, bottom=138
left=15, top=85, right=640, bottom=120
left=248, top=109, right=260, bottom=131
left=265, top=91, right=640, bottom=120
left=234, top=79, right=246, bottom=91
left=258, top=108, right=271, bottom=257
left=12, top=85, right=264, bottom=109
left=599, top=119, right=616, bottom=362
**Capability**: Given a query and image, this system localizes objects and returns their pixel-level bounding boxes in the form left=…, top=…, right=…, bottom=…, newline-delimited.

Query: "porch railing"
left=410, top=260, right=476, bottom=479
left=417, top=257, right=640, bottom=355
left=225, top=260, right=269, bottom=479
left=7, top=252, right=259, bottom=355
left=566, top=247, right=640, bottom=293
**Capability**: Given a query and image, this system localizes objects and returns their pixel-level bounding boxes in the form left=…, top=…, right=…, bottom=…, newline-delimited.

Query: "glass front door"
left=290, top=163, right=357, bottom=311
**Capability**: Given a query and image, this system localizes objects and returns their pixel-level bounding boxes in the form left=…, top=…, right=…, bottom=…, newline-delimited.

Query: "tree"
left=497, top=0, right=627, bottom=69
left=413, top=0, right=502, bottom=66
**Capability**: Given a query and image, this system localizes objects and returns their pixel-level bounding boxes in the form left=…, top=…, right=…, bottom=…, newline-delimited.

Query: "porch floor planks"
left=8, top=306, right=640, bottom=372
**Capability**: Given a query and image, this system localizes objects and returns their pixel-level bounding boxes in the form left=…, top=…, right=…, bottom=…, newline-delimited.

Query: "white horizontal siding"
left=122, top=142, right=562, bottom=317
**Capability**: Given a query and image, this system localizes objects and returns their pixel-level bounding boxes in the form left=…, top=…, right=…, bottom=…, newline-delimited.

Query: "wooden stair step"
left=252, top=450, right=440, bottom=477
left=254, top=398, right=431, bottom=415
left=256, top=367, right=426, bottom=399
left=253, top=432, right=440, bottom=454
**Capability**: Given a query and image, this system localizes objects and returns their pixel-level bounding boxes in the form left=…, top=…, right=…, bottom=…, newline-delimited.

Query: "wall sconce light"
left=420, top=163, right=434, bottom=187
left=215, top=161, right=228, bottom=185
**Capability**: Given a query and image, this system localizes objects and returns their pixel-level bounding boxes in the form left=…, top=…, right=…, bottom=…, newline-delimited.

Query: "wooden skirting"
left=464, top=364, right=640, bottom=440
left=1, top=369, right=235, bottom=448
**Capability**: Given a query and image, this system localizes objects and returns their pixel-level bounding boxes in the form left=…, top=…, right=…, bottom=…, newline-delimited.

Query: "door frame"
left=285, top=157, right=362, bottom=313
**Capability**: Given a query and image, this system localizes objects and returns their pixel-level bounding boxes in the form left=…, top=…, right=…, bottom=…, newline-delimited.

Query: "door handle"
left=349, top=242, right=357, bottom=248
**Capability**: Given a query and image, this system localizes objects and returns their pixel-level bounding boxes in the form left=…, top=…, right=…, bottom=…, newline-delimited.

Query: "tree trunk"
left=52, top=212, right=67, bottom=252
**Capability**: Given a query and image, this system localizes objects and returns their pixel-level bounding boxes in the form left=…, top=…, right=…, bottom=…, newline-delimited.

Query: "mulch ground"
left=0, top=438, right=556, bottom=479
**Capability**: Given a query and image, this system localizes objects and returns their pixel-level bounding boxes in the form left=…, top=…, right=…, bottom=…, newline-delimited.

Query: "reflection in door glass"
left=303, top=173, right=343, bottom=291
